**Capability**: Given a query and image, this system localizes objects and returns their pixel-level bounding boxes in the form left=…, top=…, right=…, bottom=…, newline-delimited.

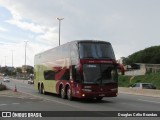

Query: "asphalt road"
left=0, top=79, right=160, bottom=120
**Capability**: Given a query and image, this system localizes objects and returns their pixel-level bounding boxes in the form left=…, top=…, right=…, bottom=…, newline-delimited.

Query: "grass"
left=0, top=83, right=7, bottom=91
left=118, top=72, right=160, bottom=89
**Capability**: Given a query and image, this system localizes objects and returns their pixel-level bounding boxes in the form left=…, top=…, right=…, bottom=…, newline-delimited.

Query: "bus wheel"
left=60, top=87, right=66, bottom=99
left=96, top=97, right=103, bottom=101
left=41, top=85, right=46, bottom=94
left=67, top=87, right=72, bottom=100
left=38, top=85, right=41, bottom=94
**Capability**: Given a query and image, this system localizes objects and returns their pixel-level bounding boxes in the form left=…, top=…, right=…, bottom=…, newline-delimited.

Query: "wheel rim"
left=67, top=87, right=71, bottom=100
left=42, top=86, right=45, bottom=94
left=61, top=87, right=65, bottom=99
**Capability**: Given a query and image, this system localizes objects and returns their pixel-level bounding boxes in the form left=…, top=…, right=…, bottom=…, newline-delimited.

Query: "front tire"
left=41, top=85, right=46, bottom=94
left=38, top=85, right=41, bottom=94
left=67, top=87, right=72, bottom=100
left=96, top=97, right=103, bottom=101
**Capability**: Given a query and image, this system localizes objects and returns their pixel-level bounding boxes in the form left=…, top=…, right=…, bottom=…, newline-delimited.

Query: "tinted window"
left=70, top=43, right=78, bottom=65
left=142, top=84, right=150, bottom=89
left=83, top=64, right=101, bottom=84
left=83, top=64, right=117, bottom=84
left=61, top=69, right=70, bottom=80
left=44, top=70, right=55, bottom=80
left=142, top=84, right=156, bottom=89
left=79, top=42, right=115, bottom=59
left=133, top=83, right=140, bottom=87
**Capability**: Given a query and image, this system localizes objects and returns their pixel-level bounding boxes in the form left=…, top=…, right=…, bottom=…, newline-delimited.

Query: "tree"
left=125, top=46, right=160, bottom=64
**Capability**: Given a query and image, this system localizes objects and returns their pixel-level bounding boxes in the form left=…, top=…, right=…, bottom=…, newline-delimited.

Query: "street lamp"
left=11, top=50, right=14, bottom=76
left=24, top=41, right=28, bottom=79
left=56, top=17, right=64, bottom=46
left=24, top=41, right=28, bottom=67
left=11, top=50, right=14, bottom=67
left=4, top=56, right=6, bottom=66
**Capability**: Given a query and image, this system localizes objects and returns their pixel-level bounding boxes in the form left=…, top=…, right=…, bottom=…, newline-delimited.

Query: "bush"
left=0, top=84, right=7, bottom=91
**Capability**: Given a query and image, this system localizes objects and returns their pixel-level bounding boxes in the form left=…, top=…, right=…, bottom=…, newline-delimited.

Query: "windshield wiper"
left=94, top=77, right=102, bottom=84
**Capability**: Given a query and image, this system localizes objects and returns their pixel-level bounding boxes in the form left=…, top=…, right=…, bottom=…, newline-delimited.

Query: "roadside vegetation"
left=118, top=72, right=160, bottom=89
left=123, top=45, right=160, bottom=64
left=0, top=83, right=7, bottom=91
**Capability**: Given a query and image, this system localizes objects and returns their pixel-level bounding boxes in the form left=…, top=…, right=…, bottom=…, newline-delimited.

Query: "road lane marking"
left=26, top=102, right=32, bottom=104
left=5, top=82, right=97, bottom=110
left=17, top=97, right=25, bottom=99
left=18, top=91, right=91, bottom=110
left=138, top=99, right=160, bottom=104
left=12, top=103, right=20, bottom=105
left=29, top=98, right=36, bottom=99
left=0, top=104, right=7, bottom=106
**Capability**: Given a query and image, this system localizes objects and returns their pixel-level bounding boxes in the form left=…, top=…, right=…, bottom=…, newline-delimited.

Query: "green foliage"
left=118, top=75, right=131, bottom=87
left=124, top=46, right=160, bottom=64
left=119, top=72, right=160, bottom=89
left=16, top=68, right=22, bottom=73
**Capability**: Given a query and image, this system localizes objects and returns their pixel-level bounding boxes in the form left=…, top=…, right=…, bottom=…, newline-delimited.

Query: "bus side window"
left=44, top=70, right=55, bottom=80
left=72, top=65, right=76, bottom=80
left=72, top=65, right=81, bottom=83
left=70, top=44, right=78, bottom=65
left=61, top=69, right=70, bottom=80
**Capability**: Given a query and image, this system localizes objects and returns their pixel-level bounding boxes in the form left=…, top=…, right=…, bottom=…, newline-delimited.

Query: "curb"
left=118, top=87, right=160, bottom=97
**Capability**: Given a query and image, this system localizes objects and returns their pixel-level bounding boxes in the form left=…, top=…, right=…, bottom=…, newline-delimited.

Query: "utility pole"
left=56, top=18, right=64, bottom=46
left=11, top=50, right=14, bottom=77
left=4, top=56, right=6, bottom=66
left=24, top=41, right=28, bottom=79
left=11, top=50, right=13, bottom=67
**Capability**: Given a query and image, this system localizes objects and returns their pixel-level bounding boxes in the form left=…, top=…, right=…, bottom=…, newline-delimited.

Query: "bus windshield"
left=79, top=42, right=115, bottom=59
left=83, top=64, right=118, bottom=84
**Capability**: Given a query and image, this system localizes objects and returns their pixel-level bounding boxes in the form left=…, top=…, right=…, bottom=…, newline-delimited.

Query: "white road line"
left=17, top=97, right=25, bottom=99
left=138, top=99, right=160, bottom=104
left=29, top=98, right=36, bottom=99
left=26, top=102, right=32, bottom=104
left=0, top=104, right=7, bottom=106
left=12, top=103, right=20, bottom=105
left=19, top=91, right=91, bottom=110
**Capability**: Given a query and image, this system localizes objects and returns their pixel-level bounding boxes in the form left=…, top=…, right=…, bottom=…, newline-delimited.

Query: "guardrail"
left=118, top=87, right=160, bottom=97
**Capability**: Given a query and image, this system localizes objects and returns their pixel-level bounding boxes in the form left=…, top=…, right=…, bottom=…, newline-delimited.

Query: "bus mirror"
left=117, top=63, right=125, bottom=75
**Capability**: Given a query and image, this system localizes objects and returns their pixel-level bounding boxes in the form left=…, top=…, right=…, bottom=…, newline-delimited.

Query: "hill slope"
left=118, top=72, right=160, bottom=89
left=124, top=46, right=160, bottom=64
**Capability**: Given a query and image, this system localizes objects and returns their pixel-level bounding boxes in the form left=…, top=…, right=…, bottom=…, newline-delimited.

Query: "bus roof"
left=35, top=40, right=111, bottom=57
left=70, top=40, right=110, bottom=44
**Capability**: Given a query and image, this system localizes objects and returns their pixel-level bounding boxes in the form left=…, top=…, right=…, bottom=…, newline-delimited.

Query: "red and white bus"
left=34, top=40, right=124, bottom=100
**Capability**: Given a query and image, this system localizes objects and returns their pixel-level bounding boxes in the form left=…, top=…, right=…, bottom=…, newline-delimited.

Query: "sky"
left=0, top=0, right=160, bottom=67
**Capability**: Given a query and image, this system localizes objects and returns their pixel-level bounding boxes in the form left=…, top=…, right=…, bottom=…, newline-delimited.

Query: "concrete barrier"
left=118, top=87, right=160, bottom=97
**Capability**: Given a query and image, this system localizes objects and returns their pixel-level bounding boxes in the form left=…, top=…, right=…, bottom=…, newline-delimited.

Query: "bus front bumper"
left=74, top=90, right=118, bottom=99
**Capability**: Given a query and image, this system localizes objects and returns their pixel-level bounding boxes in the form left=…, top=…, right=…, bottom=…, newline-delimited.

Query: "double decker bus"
left=34, top=40, right=124, bottom=100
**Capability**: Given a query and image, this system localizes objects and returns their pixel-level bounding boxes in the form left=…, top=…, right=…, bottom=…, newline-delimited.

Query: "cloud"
left=0, top=27, right=8, bottom=32
left=0, top=0, right=160, bottom=67
left=0, top=42, right=52, bottom=67
left=7, top=18, right=47, bottom=34
left=1, top=0, right=59, bottom=44
left=35, top=27, right=58, bottom=45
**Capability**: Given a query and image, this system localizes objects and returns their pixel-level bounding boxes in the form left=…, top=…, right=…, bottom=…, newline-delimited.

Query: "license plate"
left=99, top=94, right=105, bottom=96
